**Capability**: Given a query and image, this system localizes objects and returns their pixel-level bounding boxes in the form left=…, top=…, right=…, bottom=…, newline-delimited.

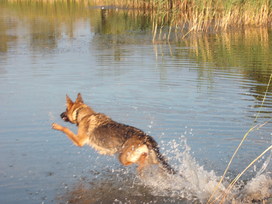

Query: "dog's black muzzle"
left=60, top=112, right=69, bottom=122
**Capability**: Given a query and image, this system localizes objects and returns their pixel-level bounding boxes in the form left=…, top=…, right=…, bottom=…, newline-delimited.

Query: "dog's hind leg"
left=118, top=138, right=150, bottom=173
left=52, top=123, right=87, bottom=147
left=119, top=148, right=149, bottom=175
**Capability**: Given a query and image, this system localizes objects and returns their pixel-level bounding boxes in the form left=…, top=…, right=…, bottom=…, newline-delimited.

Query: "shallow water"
left=0, top=2, right=271, bottom=204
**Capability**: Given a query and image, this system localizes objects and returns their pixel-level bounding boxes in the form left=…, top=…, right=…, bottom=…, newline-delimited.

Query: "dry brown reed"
left=208, top=74, right=272, bottom=204
left=5, top=0, right=272, bottom=33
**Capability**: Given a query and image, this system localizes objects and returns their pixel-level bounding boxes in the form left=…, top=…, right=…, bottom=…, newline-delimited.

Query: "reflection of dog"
left=52, top=93, right=176, bottom=174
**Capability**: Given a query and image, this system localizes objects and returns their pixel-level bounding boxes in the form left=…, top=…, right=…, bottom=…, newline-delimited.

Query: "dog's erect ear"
left=75, top=93, right=84, bottom=103
left=66, top=94, right=73, bottom=108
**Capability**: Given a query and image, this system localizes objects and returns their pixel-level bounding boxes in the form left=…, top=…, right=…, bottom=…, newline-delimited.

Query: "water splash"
left=48, top=111, right=56, bottom=121
left=139, top=137, right=272, bottom=203
left=139, top=137, right=226, bottom=203
left=57, top=137, right=271, bottom=204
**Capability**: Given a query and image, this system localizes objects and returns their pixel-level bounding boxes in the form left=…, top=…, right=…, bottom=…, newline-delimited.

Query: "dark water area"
left=0, top=2, right=271, bottom=204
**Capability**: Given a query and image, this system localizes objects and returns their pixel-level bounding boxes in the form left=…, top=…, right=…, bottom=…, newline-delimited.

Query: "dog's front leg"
left=52, top=123, right=84, bottom=147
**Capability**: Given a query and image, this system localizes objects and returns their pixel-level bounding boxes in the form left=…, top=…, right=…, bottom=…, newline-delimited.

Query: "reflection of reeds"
left=5, top=0, right=272, bottom=32
left=182, top=28, right=272, bottom=86
left=2, top=1, right=271, bottom=81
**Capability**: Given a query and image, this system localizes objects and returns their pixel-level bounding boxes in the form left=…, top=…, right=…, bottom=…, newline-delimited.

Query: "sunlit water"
left=0, top=2, right=271, bottom=204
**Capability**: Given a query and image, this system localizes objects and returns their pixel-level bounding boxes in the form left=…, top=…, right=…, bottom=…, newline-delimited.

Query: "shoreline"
left=3, top=0, right=272, bottom=32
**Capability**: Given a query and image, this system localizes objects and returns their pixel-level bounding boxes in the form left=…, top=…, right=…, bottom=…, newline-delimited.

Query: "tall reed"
left=208, top=74, right=272, bottom=203
left=5, top=0, right=272, bottom=32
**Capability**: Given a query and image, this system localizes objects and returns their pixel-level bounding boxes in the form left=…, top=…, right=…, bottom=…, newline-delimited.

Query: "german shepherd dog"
left=52, top=93, right=176, bottom=174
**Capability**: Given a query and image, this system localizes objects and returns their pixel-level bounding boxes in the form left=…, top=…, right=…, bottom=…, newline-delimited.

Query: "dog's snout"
left=60, top=112, right=66, bottom=119
left=60, top=112, right=70, bottom=122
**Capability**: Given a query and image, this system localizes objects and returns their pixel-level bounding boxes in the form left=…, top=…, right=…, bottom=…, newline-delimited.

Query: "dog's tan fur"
left=52, top=93, right=175, bottom=174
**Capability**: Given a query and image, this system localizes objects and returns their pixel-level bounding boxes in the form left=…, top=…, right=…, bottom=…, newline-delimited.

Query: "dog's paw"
left=52, top=123, right=63, bottom=130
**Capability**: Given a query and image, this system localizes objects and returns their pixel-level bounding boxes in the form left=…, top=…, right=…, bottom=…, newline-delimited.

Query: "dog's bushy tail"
left=145, top=137, right=177, bottom=174
left=153, top=146, right=177, bottom=174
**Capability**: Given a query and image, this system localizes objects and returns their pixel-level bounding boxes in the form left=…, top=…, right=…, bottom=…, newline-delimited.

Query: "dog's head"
left=60, top=93, right=85, bottom=124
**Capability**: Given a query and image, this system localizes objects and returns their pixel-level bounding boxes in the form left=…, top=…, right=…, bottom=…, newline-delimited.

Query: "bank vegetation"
left=4, top=0, right=272, bottom=32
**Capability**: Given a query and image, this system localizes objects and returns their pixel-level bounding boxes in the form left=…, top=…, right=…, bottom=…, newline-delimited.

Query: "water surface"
left=0, top=2, right=271, bottom=204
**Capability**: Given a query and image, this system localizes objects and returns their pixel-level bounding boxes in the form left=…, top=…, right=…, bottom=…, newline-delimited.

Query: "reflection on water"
left=0, top=1, right=271, bottom=204
left=1, top=2, right=271, bottom=89
left=56, top=169, right=184, bottom=204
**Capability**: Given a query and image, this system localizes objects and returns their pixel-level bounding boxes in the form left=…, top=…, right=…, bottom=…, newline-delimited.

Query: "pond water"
left=0, top=2, right=271, bottom=204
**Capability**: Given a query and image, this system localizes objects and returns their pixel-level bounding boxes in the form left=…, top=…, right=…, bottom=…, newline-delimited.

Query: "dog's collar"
left=72, top=105, right=87, bottom=124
